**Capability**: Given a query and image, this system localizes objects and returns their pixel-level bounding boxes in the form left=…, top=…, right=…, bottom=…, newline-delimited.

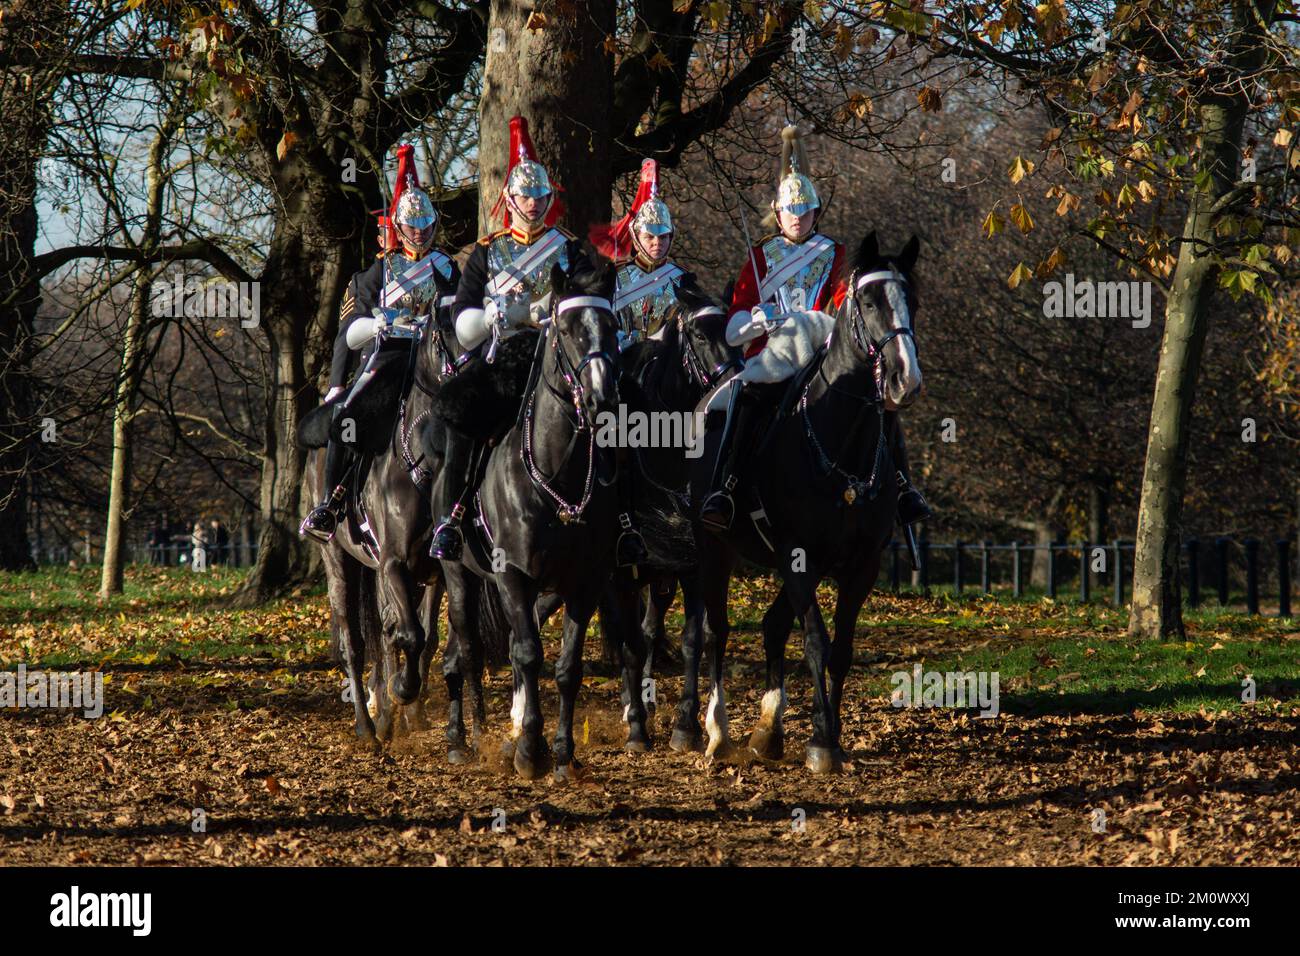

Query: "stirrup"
left=699, top=477, right=738, bottom=532
left=299, top=506, right=338, bottom=543
left=430, top=503, right=466, bottom=560
left=615, top=513, right=647, bottom=568
left=895, top=470, right=933, bottom=526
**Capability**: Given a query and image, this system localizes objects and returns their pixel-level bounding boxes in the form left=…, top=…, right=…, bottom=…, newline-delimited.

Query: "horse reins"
left=520, top=294, right=616, bottom=523
left=801, top=267, right=915, bottom=505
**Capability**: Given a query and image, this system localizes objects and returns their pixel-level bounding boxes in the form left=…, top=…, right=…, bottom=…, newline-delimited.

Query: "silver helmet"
left=774, top=125, right=820, bottom=218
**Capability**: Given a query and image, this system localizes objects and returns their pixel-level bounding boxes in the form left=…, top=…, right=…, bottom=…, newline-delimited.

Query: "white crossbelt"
left=380, top=251, right=453, bottom=308
left=486, top=229, right=567, bottom=299
left=757, top=235, right=835, bottom=304
left=612, top=262, right=683, bottom=312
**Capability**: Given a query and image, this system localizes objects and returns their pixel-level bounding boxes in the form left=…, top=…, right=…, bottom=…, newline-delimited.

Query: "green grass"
left=3, top=565, right=1297, bottom=716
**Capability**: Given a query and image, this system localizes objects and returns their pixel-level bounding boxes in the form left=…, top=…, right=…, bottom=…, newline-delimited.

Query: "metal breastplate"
left=486, top=230, right=570, bottom=306
left=614, top=262, right=678, bottom=340
left=761, top=233, right=835, bottom=313
left=383, top=251, right=449, bottom=313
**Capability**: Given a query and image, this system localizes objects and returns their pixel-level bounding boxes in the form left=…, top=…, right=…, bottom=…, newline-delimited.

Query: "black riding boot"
left=300, top=438, right=351, bottom=542
left=887, top=413, right=932, bottom=526
left=700, top=387, right=757, bottom=533
left=430, top=428, right=480, bottom=561
left=615, top=449, right=648, bottom=568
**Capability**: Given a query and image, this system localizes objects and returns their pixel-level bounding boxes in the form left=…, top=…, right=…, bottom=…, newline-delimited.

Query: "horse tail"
left=476, top=578, right=512, bottom=670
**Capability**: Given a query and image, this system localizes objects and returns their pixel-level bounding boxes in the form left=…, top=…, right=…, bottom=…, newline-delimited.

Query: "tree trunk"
left=0, top=1, right=58, bottom=571
left=478, top=0, right=616, bottom=236
left=1129, top=93, right=1254, bottom=638
left=236, top=224, right=348, bottom=604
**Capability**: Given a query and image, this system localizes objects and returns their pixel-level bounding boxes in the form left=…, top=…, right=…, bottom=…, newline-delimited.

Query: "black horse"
left=683, top=231, right=923, bottom=772
left=437, top=252, right=650, bottom=780
left=301, top=268, right=505, bottom=743
left=599, top=277, right=743, bottom=733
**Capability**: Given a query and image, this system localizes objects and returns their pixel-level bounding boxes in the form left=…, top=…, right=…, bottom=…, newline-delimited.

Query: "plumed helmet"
left=775, top=125, right=820, bottom=217
left=505, top=116, right=553, bottom=199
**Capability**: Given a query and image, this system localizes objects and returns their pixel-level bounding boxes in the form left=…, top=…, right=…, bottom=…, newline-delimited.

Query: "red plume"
left=387, top=144, right=421, bottom=248
left=491, top=115, right=564, bottom=230
left=590, top=159, right=659, bottom=259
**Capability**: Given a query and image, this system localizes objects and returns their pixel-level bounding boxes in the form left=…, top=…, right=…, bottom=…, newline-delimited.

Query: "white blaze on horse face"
left=882, top=278, right=921, bottom=407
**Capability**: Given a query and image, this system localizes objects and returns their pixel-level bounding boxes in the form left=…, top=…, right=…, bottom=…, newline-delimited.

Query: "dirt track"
left=3, top=622, right=1297, bottom=866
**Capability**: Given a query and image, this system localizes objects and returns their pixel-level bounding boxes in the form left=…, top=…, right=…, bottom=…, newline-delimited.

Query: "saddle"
left=296, top=336, right=420, bottom=453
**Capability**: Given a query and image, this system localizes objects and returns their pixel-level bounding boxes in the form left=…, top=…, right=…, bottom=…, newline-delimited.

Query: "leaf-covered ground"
left=1, top=567, right=1297, bottom=866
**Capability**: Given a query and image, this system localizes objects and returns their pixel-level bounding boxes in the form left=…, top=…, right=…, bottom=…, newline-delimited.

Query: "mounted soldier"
left=588, top=158, right=690, bottom=566
left=698, top=125, right=931, bottom=534
left=300, top=143, right=458, bottom=542
left=429, top=115, right=579, bottom=562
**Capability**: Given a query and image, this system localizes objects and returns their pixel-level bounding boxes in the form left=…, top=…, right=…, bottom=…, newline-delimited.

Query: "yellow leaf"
left=1274, top=128, right=1292, bottom=149
left=673, top=0, right=694, bottom=12
left=1007, top=262, right=1034, bottom=289
left=525, top=11, right=548, bottom=30
left=582, top=716, right=590, bottom=745
left=1008, top=155, right=1035, bottom=184
left=647, top=51, right=673, bottom=71
left=981, top=209, right=1005, bottom=239
left=1010, top=202, right=1035, bottom=234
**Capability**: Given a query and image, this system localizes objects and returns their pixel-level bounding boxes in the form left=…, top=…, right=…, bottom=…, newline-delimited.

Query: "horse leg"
left=333, top=553, right=376, bottom=745
left=829, top=560, right=878, bottom=762
left=613, top=581, right=652, bottom=753
left=782, top=570, right=839, bottom=774
left=401, top=580, right=438, bottom=734
left=646, top=576, right=682, bottom=671
left=379, top=554, right=426, bottom=707
left=440, top=563, right=479, bottom=764
left=670, top=568, right=708, bottom=752
left=498, top=568, right=549, bottom=780
left=362, top=569, right=398, bottom=744
left=701, top=546, right=736, bottom=762
left=748, top=586, right=794, bottom=760
left=553, top=588, right=596, bottom=780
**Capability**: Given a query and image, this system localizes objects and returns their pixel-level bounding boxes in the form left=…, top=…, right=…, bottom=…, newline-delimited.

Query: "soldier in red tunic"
left=700, top=126, right=930, bottom=532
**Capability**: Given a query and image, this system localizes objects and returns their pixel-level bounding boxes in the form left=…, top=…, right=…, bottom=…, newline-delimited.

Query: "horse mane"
left=848, top=231, right=922, bottom=293
left=565, top=245, right=617, bottom=298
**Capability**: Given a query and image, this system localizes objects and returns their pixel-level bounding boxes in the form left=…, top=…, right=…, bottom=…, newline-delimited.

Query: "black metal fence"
left=888, top=535, right=1294, bottom=618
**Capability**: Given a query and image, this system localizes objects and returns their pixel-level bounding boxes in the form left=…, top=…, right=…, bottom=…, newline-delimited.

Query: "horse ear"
left=897, top=234, right=920, bottom=274
left=550, top=262, right=566, bottom=297
left=857, top=231, right=880, bottom=267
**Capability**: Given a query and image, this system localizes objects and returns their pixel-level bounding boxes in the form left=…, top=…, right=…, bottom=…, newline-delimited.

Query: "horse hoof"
left=553, top=763, right=578, bottom=784
left=624, top=736, right=650, bottom=754
left=513, top=739, right=551, bottom=780
left=748, top=726, right=784, bottom=761
left=447, top=746, right=471, bottom=766
left=669, top=728, right=704, bottom=753
left=805, top=745, right=843, bottom=775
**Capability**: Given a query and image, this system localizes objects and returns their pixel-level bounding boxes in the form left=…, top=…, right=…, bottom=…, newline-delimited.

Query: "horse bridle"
left=846, top=267, right=917, bottom=402
left=545, top=294, right=618, bottom=431
left=678, top=305, right=742, bottom=392
left=521, top=294, right=617, bottom=523
left=801, top=266, right=916, bottom=505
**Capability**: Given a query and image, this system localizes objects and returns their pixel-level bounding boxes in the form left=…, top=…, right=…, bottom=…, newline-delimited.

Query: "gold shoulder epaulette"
left=479, top=229, right=509, bottom=246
